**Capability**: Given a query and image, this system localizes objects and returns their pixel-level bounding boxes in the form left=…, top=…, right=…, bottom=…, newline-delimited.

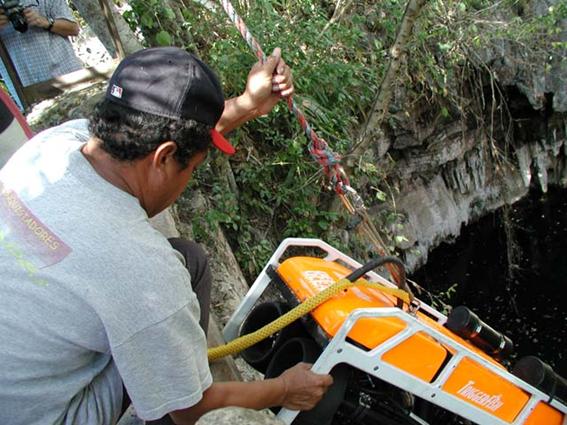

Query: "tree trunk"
left=161, top=0, right=197, bottom=49
left=347, top=0, right=429, bottom=169
left=72, top=0, right=143, bottom=57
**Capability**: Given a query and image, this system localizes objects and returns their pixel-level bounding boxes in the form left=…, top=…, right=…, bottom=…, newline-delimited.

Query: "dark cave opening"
left=411, top=186, right=566, bottom=377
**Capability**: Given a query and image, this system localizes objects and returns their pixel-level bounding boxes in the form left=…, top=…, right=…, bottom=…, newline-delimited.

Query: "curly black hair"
left=88, top=99, right=211, bottom=168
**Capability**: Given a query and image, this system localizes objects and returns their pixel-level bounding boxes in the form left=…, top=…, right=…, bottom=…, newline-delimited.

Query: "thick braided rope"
left=219, top=0, right=349, bottom=194
left=207, top=278, right=410, bottom=361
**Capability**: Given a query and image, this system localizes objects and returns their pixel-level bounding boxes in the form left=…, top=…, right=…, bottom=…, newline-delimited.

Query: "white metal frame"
left=223, top=237, right=444, bottom=342
left=277, top=307, right=567, bottom=424
left=222, top=238, right=567, bottom=425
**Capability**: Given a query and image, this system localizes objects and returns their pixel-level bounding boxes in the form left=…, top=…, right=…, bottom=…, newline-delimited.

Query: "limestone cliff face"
left=380, top=0, right=567, bottom=271
left=388, top=116, right=566, bottom=271
left=483, top=0, right=567, bottom=113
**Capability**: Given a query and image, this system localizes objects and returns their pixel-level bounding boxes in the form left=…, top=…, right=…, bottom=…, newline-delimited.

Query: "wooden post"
left=97, top=0, right=126, bottom=60
left=0, top=38, right=28, bottom=108
left=21, top=60, right=118, bottom=105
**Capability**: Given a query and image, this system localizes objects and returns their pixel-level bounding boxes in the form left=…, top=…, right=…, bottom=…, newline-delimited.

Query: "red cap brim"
left=210, top=129, right=235, bottom=155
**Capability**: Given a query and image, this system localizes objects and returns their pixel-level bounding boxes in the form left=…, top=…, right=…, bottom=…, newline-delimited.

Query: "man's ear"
left=152, top=141, right=178, bottom=171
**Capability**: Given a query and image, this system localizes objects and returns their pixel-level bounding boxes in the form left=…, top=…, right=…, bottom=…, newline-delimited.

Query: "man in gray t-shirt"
left=0, top=47, right=332, bottom=425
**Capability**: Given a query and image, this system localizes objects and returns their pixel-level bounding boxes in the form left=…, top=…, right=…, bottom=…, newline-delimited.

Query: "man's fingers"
left=320, top=373, right=334, bottom=387
left=297, top=362, right=313, bottom=370
left=262, top=47, right=282, bottom=73
left=271, top=47, right=282, bottom=62
left=272, top=74, right=289, bottom=84
left=22, top=8, right=43, bottom=26
left=271, top=61, right=293, bottom=96
left=279, top=87, right=294, bottom=98
left=304, top=366, right=333, bottom=389
left=278, top=363, right=335, bottom=411
left=276, top=56, right=288, bottom=75
left=275, top=55, right=290, bottom=77
left=308, top=370, right=333, bottom=389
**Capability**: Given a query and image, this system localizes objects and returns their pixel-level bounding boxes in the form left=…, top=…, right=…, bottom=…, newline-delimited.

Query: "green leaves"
left=174, top=0, right=399, bottom=278
left=163, top=8, right=176, bottom=20
left=156, top=30, right=172, bottom=46
left=140, top=13, right=154, bottom=29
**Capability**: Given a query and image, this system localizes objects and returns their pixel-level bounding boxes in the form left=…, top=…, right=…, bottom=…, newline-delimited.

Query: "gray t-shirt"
left=0, top=120, right=212, bottom=424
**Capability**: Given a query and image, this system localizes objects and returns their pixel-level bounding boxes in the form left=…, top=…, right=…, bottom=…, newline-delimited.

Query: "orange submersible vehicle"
left=222, top=238, right=567, bottom=425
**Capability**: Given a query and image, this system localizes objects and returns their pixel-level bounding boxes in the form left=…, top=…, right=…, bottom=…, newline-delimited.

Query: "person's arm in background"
left=216, top=47, right=294, bottom=135
left=0, top=4, right=20, bottom=30
left=0, top=8, right=7, bottom=29
left=169, top=362, right=333, bottom=425
left=23, top=7, right=79, bottom=37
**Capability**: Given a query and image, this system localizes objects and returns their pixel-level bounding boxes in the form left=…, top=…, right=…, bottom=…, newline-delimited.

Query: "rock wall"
left=376, top=0, right=567, bottom=271
left=484, top=0, right=567, bottom=113
left=391, top=119, right=566, bottom=271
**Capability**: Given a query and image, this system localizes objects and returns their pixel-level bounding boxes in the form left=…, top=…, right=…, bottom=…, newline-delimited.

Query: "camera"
left=0, top=0, right=28, bottom=33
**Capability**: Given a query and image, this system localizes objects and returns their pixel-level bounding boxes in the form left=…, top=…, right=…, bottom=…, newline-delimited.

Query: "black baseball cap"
left=105, top=47, right=235, bottom=155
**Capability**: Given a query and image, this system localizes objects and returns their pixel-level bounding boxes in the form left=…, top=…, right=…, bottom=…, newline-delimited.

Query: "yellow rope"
left=208, top=278, right=411, bottom=361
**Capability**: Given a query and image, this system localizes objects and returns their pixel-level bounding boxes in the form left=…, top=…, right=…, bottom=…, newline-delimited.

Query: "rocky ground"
left=72, top=21, right=114, bottom=68
left=26, top=80, right=105, bottom=131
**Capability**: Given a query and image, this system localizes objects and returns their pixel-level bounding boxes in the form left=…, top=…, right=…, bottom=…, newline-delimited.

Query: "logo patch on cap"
left=110, top=85, right=123, bottom=99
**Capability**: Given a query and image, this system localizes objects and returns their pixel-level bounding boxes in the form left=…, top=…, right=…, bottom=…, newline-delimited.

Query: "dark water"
left=411, top=186, right=566, bottom=377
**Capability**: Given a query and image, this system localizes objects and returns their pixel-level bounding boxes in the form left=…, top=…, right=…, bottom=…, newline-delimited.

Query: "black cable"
left=345, top=256, right=412, bottom=308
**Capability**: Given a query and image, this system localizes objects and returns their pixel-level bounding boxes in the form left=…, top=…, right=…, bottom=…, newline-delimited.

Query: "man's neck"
left=80, top=138, right=141, bottom=199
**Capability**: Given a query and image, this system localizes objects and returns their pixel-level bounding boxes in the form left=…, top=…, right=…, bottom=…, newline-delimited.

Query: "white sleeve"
left=111, top=305, right=213, bottom=421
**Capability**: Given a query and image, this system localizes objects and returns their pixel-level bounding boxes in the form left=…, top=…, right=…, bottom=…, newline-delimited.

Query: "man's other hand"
left=277, top=362, right=333, bottom=411
left=243, top=47, right=294, bottom=117
left=0, top=9, right=9, bottom=29
left=23, top=8, right=49, bottom=29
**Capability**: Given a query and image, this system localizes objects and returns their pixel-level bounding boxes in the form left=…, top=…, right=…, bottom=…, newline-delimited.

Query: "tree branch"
left=347, top=0, right=429, bottom=170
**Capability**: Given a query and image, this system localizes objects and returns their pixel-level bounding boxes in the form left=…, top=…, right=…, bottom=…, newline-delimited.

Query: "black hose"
left=344, top=256, right=412, bottom=309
